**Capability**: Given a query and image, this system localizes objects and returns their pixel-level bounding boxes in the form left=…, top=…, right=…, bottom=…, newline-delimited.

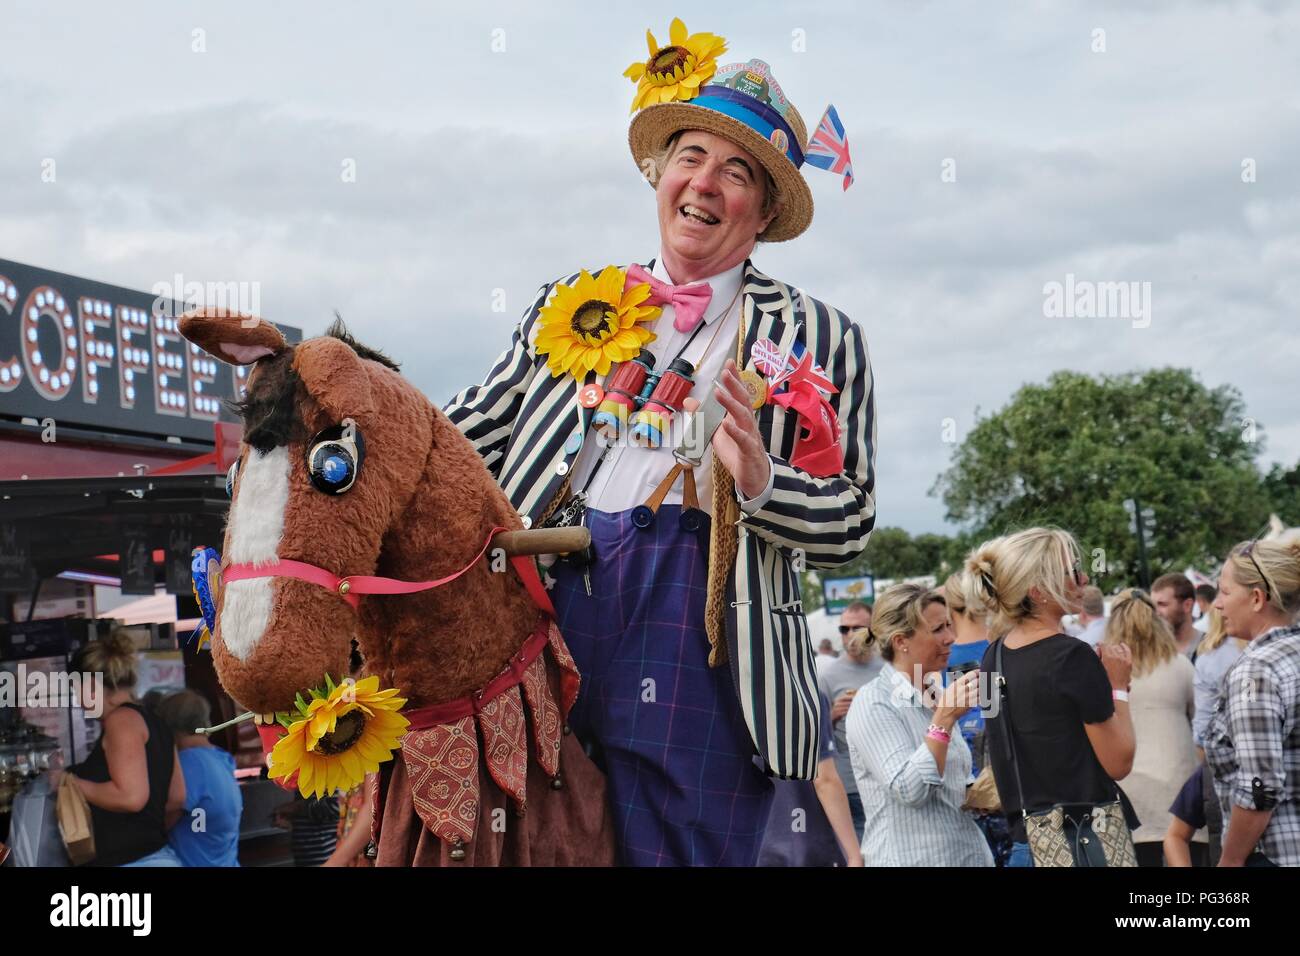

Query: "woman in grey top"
left=1191, top=608, right=1246, bottom=749
left=846, top=583, right=993, bottom=866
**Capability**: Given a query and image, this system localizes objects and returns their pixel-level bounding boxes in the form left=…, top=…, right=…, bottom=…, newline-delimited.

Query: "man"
left=155, top=691, right=242, bottom=867
left=817, top=638, right=838, bottom=658
left=445, top=38, right=877, bottom=866
left=1152, top=572, right=1199, bottom=658
left=1194, top=583, right=1216, bottom=633
left=1074, top=585, right=1107, bottom=648
left=815, top=600, right=881, bottom=838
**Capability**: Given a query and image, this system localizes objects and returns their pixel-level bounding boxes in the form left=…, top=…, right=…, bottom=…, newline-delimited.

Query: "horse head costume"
left=179, top=310, right=614, bottom=866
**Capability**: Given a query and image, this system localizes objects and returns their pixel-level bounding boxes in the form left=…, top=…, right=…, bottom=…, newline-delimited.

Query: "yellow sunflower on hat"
left=623, top=18, right=727, bottom=113
left=535, top=266, right=660, bottom=378
left=268, top=675, right=409, bottom=798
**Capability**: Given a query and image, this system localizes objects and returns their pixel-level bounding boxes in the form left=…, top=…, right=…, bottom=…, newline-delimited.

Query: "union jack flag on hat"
left=805, top=104, right=854, bottom=191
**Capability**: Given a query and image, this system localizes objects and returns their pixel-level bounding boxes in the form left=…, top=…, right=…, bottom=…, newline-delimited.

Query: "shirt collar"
left=1252, top=623, right=1300, bottom=650
left=650, top=254, right=745, bottom=326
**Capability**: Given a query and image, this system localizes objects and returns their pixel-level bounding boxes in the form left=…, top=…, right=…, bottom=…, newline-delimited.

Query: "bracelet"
left=1112, top=689, right=1129, bottom=702
left=925, top=724, right=951, bottom=743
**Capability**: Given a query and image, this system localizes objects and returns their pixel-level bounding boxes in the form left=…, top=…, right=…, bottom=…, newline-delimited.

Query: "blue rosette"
left=190, top=546, right=222, bottom=651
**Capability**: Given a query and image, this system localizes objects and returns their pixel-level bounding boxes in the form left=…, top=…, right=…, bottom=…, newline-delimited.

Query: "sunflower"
left=623, top=18, right=727, bottom=113
left=535, top=266, right=660, bottom=378
left=268, top=675, right=409, bottom=799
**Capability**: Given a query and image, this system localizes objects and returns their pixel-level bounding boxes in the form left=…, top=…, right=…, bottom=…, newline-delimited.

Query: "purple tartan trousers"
left=548, top=504, right=774, bottom=866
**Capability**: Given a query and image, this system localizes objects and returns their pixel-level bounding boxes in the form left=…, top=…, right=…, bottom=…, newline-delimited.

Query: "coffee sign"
left=0, top=259, right=300, bottom=444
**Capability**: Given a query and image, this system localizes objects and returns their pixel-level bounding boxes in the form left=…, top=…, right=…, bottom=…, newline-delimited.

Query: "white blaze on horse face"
left=222, top=445, right=291, bottom=661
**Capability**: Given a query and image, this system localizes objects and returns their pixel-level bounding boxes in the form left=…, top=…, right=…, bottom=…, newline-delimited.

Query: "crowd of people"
left=767, top=528, right=1300, bottom=868
left=46, top=628, right=372, bottom=868
left=46, top=525, right=1298, bottom=869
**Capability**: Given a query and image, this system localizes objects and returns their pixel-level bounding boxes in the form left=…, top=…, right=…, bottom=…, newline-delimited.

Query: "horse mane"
left=326, top=314, right=400, bottom=371
left=229, top=317, right=399, bottom=452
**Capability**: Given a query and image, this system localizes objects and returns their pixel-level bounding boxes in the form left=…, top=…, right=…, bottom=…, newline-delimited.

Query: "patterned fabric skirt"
left=549, top=504, right=773, bottom=866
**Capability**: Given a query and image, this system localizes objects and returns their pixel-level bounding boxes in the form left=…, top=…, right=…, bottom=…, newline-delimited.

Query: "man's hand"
left=682, top=359, right=771, bottom=500
left=831, top=689, right=857, bottom=722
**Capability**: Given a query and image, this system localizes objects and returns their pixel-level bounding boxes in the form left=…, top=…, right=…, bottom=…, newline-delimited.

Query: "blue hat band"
left=689, top=86, right=804, bottom=169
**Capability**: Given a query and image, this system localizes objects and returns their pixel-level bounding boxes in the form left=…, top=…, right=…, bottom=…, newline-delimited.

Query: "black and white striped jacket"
left=445, top=260, right=877, bottom=779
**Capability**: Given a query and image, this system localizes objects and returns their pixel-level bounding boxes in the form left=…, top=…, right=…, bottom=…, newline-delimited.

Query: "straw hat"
left=629, top=58, right=814, bottom=243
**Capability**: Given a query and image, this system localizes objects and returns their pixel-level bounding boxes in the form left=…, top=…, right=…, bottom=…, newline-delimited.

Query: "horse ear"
left=178, top=309, right=288, bottom=366
left=292, top=336, right=376, bottom=421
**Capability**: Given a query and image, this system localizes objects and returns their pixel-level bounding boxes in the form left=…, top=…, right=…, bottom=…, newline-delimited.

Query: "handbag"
left=994, top=638, right=1137, bottom=867
left=56, top=773, right=97, bottom=866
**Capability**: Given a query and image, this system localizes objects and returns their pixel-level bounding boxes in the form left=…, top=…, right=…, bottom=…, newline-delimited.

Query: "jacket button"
left=521, top=515, right=533, bottom=529
left=556, top=461, right=569, bottom=476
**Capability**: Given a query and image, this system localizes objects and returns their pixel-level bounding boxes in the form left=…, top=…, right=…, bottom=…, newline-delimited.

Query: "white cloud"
left=2, top=0, right=1297, bottom=534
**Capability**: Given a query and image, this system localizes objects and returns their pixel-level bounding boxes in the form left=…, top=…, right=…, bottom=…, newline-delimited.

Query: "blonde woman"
left=967, top=528, right=1136, bottom=867
left=1103, top=589, right=1203, bottom=866
left=844, top=584, right=992, bottom=866
left=944, top=571, right=1012, bottom=865
left=1192, top=606, right=1247, bottom=749
left=1206, top=538, right=1300, bottom=867
left=60, top=629, right=186, bottom=866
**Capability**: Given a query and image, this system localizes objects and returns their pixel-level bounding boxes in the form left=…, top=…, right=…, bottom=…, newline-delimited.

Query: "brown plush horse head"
left=179, top=311, right=541, bottom=716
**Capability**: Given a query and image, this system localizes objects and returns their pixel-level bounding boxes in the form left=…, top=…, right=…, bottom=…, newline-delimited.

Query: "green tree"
left=931, top=368, right=1271, bottom=590
left=1262, top=460, right=1300, bottom=527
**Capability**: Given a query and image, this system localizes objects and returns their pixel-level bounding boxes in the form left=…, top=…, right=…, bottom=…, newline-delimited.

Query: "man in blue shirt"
left=156, top=691, right=243, bottom=867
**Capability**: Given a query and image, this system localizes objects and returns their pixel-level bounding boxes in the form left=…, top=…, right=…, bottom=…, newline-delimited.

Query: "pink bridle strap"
left=223, top=525, right=555, bottom=617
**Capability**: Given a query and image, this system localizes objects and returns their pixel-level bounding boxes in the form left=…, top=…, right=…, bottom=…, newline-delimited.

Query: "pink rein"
left=222, top=525, right=553, bottom=614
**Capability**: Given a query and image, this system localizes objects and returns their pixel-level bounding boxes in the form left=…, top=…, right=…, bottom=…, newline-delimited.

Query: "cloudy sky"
left=3, top=0, right=1297, bottom=533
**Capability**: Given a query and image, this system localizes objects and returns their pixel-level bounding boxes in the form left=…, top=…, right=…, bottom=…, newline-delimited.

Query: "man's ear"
left=292, top=336, right=376, bottom=423
left=178, top=309, right=288, bottom=366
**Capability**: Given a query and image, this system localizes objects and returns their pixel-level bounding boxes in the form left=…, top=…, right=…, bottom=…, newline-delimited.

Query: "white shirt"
left=1077, top=617, right=1107, bottom=648
left=566, top=254, right=774, bottom=515
left=846, top=666, right=994, bottom=866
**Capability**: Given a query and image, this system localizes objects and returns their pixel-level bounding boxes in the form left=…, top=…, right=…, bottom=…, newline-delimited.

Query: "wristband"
left=1112, top=689, right=1129, bottom=703
left=925, top=724, right=951, bottom=743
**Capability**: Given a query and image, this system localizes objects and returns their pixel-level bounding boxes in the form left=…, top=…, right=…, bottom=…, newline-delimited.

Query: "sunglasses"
left=838, top=624, right=870, bottom=636
left=1239, top=538, right=1278, bottom=606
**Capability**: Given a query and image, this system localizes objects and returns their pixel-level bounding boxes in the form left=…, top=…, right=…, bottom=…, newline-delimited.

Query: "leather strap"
left=402, top=619, right=551, bottom=729
left=642, top=461, right=700, bottom=514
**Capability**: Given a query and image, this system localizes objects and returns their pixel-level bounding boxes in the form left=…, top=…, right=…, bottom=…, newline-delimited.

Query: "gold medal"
left=740, top=368, right=768, bottom=409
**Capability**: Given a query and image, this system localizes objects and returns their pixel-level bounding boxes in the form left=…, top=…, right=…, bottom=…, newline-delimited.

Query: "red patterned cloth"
left=388, top=618, right=582, bottom=849
left=402, top=716, right=480, bottom=846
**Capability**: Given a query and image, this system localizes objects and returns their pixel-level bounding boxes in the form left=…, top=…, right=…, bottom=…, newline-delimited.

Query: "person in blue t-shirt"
left=156, top=691, right=243, bottom=867
left=943, top=572, right=1012, bottom=866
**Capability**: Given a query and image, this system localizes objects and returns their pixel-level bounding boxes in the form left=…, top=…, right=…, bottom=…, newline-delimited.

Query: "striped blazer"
left=445, top=260, right=877, bottom=779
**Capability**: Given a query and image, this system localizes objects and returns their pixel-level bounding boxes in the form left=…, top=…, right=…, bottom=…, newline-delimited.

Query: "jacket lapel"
left=704, top=261, right=796, bottom=666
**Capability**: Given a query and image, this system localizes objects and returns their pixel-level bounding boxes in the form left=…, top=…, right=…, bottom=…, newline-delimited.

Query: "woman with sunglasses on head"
left=1103, top=589, right=1204, bottom=866
left=1205, top=537, right=1300, bottom=867
left=969, top=528, right=1137, bottom=867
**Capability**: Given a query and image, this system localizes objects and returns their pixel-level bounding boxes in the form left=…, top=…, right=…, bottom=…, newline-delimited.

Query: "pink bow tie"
left=626, top=264, right=713, bottom=333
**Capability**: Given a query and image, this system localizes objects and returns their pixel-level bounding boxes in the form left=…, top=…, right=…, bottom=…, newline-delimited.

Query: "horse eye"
left=225, top=460, right=239, bottom=498
left=307, top=424, right=365, bottom=495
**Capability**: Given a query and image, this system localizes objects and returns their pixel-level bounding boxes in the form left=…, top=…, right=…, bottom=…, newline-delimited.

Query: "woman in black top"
left=967, top=528, right=1136, bottom=867
left=57, top=629, right=186, bottom=866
